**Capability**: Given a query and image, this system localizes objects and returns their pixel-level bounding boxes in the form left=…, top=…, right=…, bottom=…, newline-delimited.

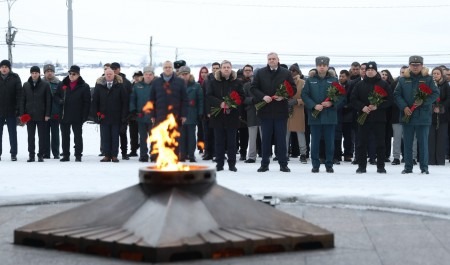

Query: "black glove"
left=120, top=123, right=127, bottom=134
left=288, top=98, right=297, bottom=106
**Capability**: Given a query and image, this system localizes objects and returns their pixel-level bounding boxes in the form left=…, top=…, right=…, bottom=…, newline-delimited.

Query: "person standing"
left=179, top=66, right=203, bottom=162
left=428, top=67, right=450, bottom=165
left=54, top=65, right=91, bottom=162
left=207, top=60, right=244, bottom=171
left=110, top=62, right=132, bottom=160
left=149, top=60, right=188, bottom=159
left=287, top=64, right=307, bottom=163
left=130, top=66, right=156, bottom=162
left=127, top=70, right=143, bottom=157
left=350, top=62, right=393, bottom=173
left=21, top=66, right=52, bottom=162
left=237, top=64, right=253, bottom=161
left=394, top=56, right=439, bottom=174
left=301, top=56, right=343, bottom=173
left=92, top=68, right=128, bottom=162
left=42, top=64, right=61, bottom=159
left=242, top=65, right=260, bottom=163
left=250, top=52, right=297, bottom=172
left=0, top=59, right=22, bottom=161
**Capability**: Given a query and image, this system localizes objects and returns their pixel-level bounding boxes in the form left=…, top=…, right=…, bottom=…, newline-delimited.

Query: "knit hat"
left=143, top=66, right=154, bottom=74
left=0, top=59, right=11, bottom=69
left=178, top=66, right=191, bottom=74
left=30, top=66, right=40, bottom=73
left=289, top=64, right=300, bottom=73
left=43, top=64, right=55, bottom=72
left=409, top=55, right=423, bottom=65
left=366, top=61, right=377, bottom=71
left=68, top=65, right=80, bottom=74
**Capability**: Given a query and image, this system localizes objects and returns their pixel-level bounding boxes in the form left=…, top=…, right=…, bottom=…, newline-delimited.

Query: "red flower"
left=97, top=112, right=105, bottom=121
left=311, top=82, right=346, bottom=118
left=210, top=90, right=242, bottom=117
left=436, top=97, right=441, bottom=103
left=419, top=83, right=432, bottom=95
left=230, top=91, right=242, bottom=105
left=62, top=85, right=67, bottom=90
left=138, top=113, right=143, bottom=118
left=374, top=85, right=388, bottom=97
left=255, top=80, right=294, bottom=110
left=357, top=85, right=388, bottom=125
left=332, top=82, right=346, bottom=96
left=190, top=99, right=196, bottom=106
left=403, top=83, right=433, bottom=123
left=163, top=82, right=170, bottom=89
left=20, top=114, right=31, bottom=124
left=53, top=114, right=59, bottom=120
left=283, top=80, right=295, bottom=97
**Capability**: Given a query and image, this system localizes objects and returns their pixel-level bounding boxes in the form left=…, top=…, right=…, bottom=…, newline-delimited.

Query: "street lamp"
left=5, top=0, right=18, bottom=64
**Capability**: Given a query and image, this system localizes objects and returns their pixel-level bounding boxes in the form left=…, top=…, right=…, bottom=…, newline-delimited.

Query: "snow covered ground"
left=1, top=123, right=450, bottom=218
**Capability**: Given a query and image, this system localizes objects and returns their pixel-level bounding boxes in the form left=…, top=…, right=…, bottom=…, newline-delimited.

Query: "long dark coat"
left=21, top=76, right=52, bottom=121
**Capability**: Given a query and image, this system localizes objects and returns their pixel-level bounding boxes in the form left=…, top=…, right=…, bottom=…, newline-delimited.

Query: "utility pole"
left=175, top=48, right=178, bottom=61
left=67, top=0, right=73, bottom=66
left=5, top=0, right=18, bottom=64
left=149, top=36, right=153, bottom=66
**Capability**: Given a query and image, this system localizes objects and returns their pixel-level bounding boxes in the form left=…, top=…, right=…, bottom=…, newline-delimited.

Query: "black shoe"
left=377, top=168, right=387, bottom=174
left=391, top=159, right=400, bottom=165
left=257, top=166, right=269, bottom=172
left=189, top=157, right=197, bottom=163
left=139, top=157, right=149, bottom=162
left=122, top=155, right=130, bottom=160
left=229, top=166, right=237, bottom=172
left=280, top=166, right=290, bottom=172
left=300, top=155, right=307, bottom=164
left=27, top=157, right=35, bottom=162
left=273, top=157, right=278, bottom=161
left=216, top=165, right=224, bottom=171
left=60, top=156, right=70, bottom=162
left=75, top=156, right=82, bottom=162
left=326, top=167, right=334, bottom=173
left=202, top=155, right=212, bottom=160
left=112, top=157, right=120, bottom=163
left=244, top=159, right=255, bottom=163
left=43, top=155, right=50, bottom=159
left=38, top=156, right=44, bottom=162
left=413, top=159, right=417, bottom=165
left=100, top=156, right=111, bottom=162
left=384, top=158, right=391, bottom=162
left=421, top=170, right=429, bottom=174
left=54, top=155, right=60, bottom=159
left=401, top=169, right=413, bottom=174
left=311, top=168, right=319, bottom=173
left=356, top=168, right=366, bottom=174
left=239, top=156, right=246, bottom=161
left=351, top=159, right=358, bottom=165
left=368, top=158, right=376, bottom=165
left=128, top=152, right=138, bottom=157
left=11, top=155, right=17, bottom=161
left=333, top=159, right=340, bottom=165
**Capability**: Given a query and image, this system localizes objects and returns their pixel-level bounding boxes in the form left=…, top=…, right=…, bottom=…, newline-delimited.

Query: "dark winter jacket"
left=0, top=72, right=22, bottom=117
left=54, top=76, right=91, bottom=124
left=250, top=65, right=297, bottom=119
left=390, top=79, right=401, bottom=123
left=432, top=78, right=450, bottom=124
left=130, top=79, right=153, bottom=124
left=341, top=80, right=355, bottom=123
left=301, top=72, right=343, bottom=125
left=91, top=75, right=128, bottom=125
left=350, top=73, right=393, bottom=123
left=185, top=75, right=203, bottom=125
left=44, top=76, right=61, bottom=119
left=394, top=68, right=439, bottom=125
left=149, top=73, right=188, bottom=124
left=21, top=77, right=52, bottom=121
left=206, top=70, right=244, bottom=129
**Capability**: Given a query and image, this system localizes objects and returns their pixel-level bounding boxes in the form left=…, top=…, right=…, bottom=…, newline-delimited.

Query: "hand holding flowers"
left=210, top=90, right=242, bottom=117
left=312, top=82, right=346, bottom=118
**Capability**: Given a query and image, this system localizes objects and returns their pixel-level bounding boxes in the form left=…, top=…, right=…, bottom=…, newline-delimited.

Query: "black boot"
left=27, top=156, right=35, bottom=162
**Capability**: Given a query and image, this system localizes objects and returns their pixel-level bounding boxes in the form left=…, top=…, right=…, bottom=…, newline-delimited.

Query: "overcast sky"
left=1, top=0, right=450, bottom=67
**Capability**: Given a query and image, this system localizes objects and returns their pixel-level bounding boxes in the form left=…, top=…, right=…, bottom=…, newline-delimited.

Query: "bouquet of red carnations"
left=210, top=90, right=242, bottom=117
left=357, top=85, right=388, bottom=125
left=403, top=83, right=432, bottom=123
left=312, top=82, right=346, bottom=118
left=255, top=80, right=295, bottom=110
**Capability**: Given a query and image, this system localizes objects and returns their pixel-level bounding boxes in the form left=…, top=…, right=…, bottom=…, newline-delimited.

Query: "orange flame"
left=142, top=101, right=154, bottom=114
left=197, top=141, right=205, bottom=150
left=148, top=113, right=189, bottom=171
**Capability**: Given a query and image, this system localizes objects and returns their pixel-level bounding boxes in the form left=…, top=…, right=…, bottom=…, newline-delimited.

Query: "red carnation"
left=20, top=114, right=31, bottom=124
left=138, top=113, right=143, bottom=118
left=190, top=99, right=196, bottom=106
left=284, top=80, right=295, bottom=97
left=53, top=114, right=59, bottom=120
left=230, top=91, right=242, bottom=105
left=419, top=83, right=432, bottom=95
left=62, top=85, right=67, bottom=90
left=163, top=82, right=170, bottom=89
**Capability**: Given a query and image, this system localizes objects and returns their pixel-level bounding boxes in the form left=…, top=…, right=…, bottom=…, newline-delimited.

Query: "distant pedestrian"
left=42, top=64, right=61, bottom=159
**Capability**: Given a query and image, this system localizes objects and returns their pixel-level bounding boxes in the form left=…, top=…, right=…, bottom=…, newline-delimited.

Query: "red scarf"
left=69, top=79, right=78, bottom=90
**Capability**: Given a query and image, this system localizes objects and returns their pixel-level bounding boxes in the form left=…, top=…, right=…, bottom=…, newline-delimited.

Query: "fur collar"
left=403, top=67, right=429, bottom=78
left=214, top=70, right=237, bottom=82
left=96, top=74, right=123, bottom=85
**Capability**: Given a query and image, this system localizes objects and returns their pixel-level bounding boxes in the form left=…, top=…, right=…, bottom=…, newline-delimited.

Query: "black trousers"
left=45, top=119, right=60, bottom=158
left=356, top=122, right=386, bottom=169
left=27, top=120, right=47, bottom=157
left=60, top=122, right=83, bottom=157
left=129, top=120, right=139, bottom=153
left=237, top=127, right=249, bottom=157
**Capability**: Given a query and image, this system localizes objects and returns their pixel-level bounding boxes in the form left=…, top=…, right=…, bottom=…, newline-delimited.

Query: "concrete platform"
left=1, top=202, right=450, bottom=265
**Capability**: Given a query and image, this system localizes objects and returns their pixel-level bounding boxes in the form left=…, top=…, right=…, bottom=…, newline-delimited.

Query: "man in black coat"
left=250, top=52, right=297, bottom=172
left=91, top=68, right=128, bottom=162
left=54, top=65, right=91, bottom=162
left=21, top=66, right=52, bottom=162
left=0, top=59, right=22, bottom=161
left=350, top=61, right=393, bottom=173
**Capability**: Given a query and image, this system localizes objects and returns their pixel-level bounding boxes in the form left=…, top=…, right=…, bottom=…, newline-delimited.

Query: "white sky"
left=1, top=123, right=450, bottom=219
left=1, top=0, right=450, bottom=66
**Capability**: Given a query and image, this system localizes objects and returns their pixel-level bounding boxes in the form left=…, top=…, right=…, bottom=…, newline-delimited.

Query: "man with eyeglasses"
left=54, top=65, right=91, bottom=162
left=394, top=56, right=439, bottom=174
